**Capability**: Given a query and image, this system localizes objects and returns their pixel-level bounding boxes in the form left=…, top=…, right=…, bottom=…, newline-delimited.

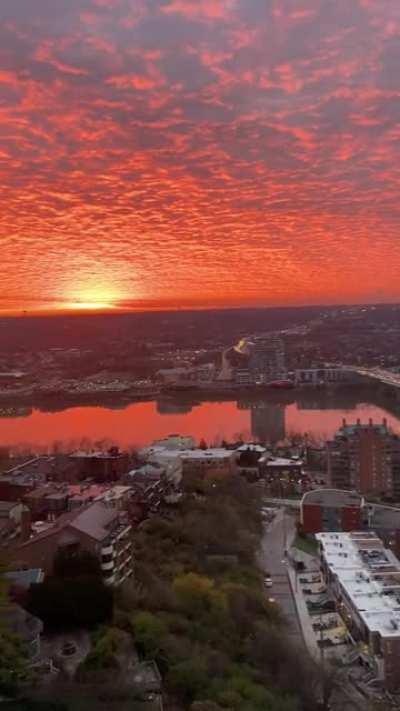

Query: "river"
left=1, top=387, right=400, bottom=452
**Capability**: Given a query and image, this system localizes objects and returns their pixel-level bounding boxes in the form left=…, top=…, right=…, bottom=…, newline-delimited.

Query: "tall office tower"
left=327, top=418, right=400, bottom=498
left=248, top=336, right=285, bottom=383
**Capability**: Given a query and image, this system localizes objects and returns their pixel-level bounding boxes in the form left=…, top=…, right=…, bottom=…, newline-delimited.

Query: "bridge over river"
left=343, top=366, right=400, bottom=395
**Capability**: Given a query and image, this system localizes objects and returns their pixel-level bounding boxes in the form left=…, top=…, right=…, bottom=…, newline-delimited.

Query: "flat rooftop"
left=263, top=457, right=303, bottom=467
left=317, top=531, right=400, bottom=638
left=302, top=489, right=363, bottom=508
left=144, top=446, right=234, bottom=461
left=180, top=448, right=235, bottom=460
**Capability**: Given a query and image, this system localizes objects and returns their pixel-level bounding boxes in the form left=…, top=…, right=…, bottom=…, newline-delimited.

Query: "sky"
left=0, top=0, right=399, bottom=313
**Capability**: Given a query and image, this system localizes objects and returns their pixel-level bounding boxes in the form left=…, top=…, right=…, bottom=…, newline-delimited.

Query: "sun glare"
left=63, top=301, right=116, bottom=311
left=61, top=284, right=122, bottom=313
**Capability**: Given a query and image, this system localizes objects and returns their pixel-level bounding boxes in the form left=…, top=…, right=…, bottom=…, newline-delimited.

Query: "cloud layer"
left=1, top=0, right=400, bottom=310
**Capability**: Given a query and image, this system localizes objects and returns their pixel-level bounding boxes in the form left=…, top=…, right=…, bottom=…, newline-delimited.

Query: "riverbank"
left=0, top=381, right=390, bottom=415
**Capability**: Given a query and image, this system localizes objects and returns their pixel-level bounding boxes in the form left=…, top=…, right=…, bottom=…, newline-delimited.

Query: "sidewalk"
left=292, top=547, right=320, bottom=571
left=286, top=559, right=321, bottom=661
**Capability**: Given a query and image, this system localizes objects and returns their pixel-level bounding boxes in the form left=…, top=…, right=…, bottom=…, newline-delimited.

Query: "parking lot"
left=298, top=570, right=352, bottom=659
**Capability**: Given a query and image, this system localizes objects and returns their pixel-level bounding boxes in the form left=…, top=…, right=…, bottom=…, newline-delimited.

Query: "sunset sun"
left=62, top=285, right=121, bottom=312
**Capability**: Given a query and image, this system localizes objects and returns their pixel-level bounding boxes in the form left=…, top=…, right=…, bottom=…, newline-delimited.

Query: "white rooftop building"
left=317, top=531, right=400, bottom=690
left=151, top=434, right=196, bottom=451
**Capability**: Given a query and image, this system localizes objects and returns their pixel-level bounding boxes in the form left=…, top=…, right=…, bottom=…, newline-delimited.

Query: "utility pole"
left=319, top=613, right=327, bottom=710
left=282, top=507, right=287, bottom=556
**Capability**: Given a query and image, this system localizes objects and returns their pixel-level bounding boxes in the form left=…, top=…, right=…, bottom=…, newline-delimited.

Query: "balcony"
left=101, top=544, right=114, bottom=556
left=101, top=560, right=115, bottom=572
left=116, top=525, right=132, bottom=541
left=116, top=568, right=133, bottom=585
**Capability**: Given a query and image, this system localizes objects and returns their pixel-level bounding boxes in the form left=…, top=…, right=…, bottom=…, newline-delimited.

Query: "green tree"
left=0, top=569, right=31, bottom=696
left=173, top=573, right=226, bottom=618
left=168, top=657, right=209, bottom=705
left=131, top=611, right=167, bottom=658
left=0, top=628, right=31, bottom=696
left=28, top=575, right=113, bottom=629
left=190, top=702, right=224, bottom=711
left=78, top=627, right=130, bottom=673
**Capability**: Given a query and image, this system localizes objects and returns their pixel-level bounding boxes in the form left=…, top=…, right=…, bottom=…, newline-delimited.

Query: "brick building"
left=69, top=448, right=130, bottom=483
left=327, top=419, right=400, bottom=498
left=301, top=489, right=363, bottom=534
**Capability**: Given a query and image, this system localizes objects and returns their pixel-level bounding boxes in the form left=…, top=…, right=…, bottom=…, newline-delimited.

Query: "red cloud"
left=0, top=0, right=399, bottom=311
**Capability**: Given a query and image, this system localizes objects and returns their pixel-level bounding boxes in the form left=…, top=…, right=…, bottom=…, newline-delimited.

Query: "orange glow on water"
left=0, top=400, right=399, bottom=452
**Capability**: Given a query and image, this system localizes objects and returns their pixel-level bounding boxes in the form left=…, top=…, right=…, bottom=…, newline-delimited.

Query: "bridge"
left=343, top=366, right=400, bottom=391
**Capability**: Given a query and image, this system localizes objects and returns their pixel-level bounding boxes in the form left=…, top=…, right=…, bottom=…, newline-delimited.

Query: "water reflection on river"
left=1, top=388, right=400, bottom=452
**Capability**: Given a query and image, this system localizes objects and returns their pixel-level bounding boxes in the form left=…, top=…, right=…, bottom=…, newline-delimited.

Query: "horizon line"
left=0, top=298, right=400, bottom=319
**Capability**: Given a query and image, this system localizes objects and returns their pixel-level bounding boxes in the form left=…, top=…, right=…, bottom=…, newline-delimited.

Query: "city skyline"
left=1, top=0, right=400, bottom=313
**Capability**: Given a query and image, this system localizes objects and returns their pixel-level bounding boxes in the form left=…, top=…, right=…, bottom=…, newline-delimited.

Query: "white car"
left=264, top=577, right=273, bottom=588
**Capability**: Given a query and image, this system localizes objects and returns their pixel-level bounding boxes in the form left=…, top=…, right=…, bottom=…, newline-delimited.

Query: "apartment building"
left=317, top=531, right=400, bottom=691
left=327, top=419, right=400, bottom=497
left=12, top=503, right=133, bottom=586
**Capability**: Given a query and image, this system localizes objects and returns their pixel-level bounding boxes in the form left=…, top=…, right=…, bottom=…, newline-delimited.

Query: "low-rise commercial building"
left=236, top=444, right=267, bottom=482
left=180, top=448, right=237, bottom=479
left=157, top=364, right=215, bottom=388
left=317, top=531, right=400, bottom=691
left=259, top=455, right=303, bottom=495
left=139, top=444, right=238, bottom=483
left=301, top=488, right=400, bottom=558
left=301, top=489, right=363, bottom=533
left=138, top=447, right=183, bottom=486
left=150, top=434, right=196, bottom=451
left=295, top=368, right=350, bottom=387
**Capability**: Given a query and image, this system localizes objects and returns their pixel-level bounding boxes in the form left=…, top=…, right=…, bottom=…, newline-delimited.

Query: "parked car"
left=264, top=577, right=273, bottom=588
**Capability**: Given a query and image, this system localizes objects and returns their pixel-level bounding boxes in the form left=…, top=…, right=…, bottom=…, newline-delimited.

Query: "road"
left=259, top=508, right=303, bottom=645
left=263, top=497, right=301, bottom=509
left=260, top=510, right=366, bottom=711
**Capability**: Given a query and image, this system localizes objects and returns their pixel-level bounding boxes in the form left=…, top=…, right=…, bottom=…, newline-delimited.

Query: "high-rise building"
left=248, top=336, right=285, bottom=383
left=327, top=418, right=400, bottom=498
